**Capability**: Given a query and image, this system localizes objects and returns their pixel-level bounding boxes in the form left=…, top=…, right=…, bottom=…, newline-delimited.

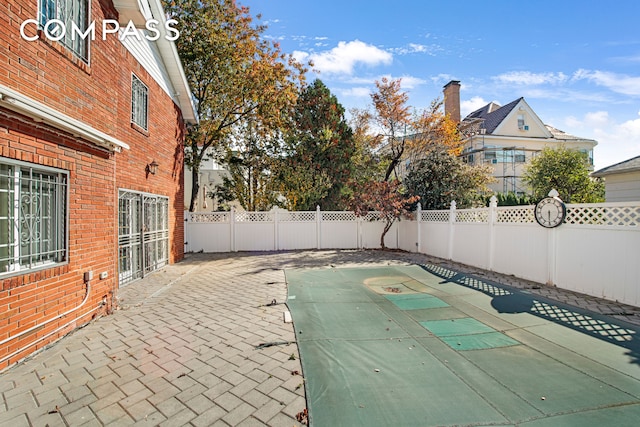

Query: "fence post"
left=488, top=196, right=497, bottom=270
left=184, top=210, right=189, bottom=254
left=358, top=214, right=363, bottom=249
left=316, top=205, right=321, bottom=250
left=230, top=207, right=236, bottom=252
left=416, top=202, right=422, bottom=253
left=448, top=201, right=456, bottom=260
left=274, top=209, right=279, bottom=251
left=547, top=189, right=560, bottom=286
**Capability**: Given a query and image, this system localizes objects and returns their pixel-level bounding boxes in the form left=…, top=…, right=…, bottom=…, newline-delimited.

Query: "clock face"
left=535, top=197, right=566, bottom=228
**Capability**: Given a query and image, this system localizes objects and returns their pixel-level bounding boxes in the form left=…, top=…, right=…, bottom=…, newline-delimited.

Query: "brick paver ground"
left=1, top=250, right=639, bottom=426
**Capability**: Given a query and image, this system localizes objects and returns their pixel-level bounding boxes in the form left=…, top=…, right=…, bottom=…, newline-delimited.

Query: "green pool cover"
left=285, top=265, right=640, bottom=426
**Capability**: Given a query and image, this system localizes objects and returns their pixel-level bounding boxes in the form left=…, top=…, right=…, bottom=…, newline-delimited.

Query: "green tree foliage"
left=489, top=192, right=533, bottom=206
left=275, top=79, right=356, bottom=210
left=164, top=0, right=307, bottom=211
left=404, top=149, right=494, bottom=210
left=347, top=108, right=386, bottom=185
left=523, top=146, right=604, bottom=203
left=213, top=118, right=277, bottom=211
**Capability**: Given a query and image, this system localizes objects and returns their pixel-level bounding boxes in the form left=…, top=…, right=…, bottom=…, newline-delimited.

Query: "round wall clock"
left=534, top=197, right=566, bottom=228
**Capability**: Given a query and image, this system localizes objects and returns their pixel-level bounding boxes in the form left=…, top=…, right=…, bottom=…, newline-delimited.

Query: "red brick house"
left=0, top=0, right=196, bottom=369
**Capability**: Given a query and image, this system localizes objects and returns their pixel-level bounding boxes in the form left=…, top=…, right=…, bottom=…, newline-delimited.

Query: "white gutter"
left=147, top=0, right=198, bottom=124
left=0, top=83, right=130, bottom=153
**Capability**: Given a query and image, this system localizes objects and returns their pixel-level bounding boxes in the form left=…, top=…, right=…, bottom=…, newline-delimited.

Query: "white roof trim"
left=0, top=83, right=130, bottom=152
left=147, top=0, right=198, bottom=124
left=112, top=0, right=153, bottom=27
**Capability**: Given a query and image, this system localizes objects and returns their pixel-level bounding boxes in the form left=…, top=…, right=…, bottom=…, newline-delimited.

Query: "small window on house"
left=515, top=152, right=526, bottom=163
left=484, top=151, right=497, bottom=161
left=131, top=75, right=149, bottom=131
left=579, top=149, right=594, bottom=165
left=39, top=0, right=90, bottom=63
left=0, top=159, right=68, bottom=277
left=517, top=114, right=526, bottom=130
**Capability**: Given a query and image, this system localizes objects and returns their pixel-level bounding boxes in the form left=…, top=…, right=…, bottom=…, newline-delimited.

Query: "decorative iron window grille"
left=39, top=0, right=90, bottom=63
left=0, top=159, right=68, bottom=276
left=131, top=75, right=149, bottom=131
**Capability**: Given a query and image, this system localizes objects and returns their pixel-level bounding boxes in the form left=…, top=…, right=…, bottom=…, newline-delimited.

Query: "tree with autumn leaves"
left=348, top=77, right=477, bottom=247
left=164, top=0, right=307, bottom=212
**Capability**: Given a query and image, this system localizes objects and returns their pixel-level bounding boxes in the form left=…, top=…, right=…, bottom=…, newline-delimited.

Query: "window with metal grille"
left=0, top=159, right=68, bottom=277
left=39, top=0, right=90, bottom=63
left=131, top=75, right=149, bottom=131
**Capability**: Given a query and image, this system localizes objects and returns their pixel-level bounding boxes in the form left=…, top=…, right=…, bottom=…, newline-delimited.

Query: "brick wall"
left=0, top=0, right=187, bottom=369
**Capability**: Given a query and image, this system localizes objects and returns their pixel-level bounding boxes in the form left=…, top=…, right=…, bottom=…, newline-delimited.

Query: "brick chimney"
left=443, top=80, right=461, bottom=123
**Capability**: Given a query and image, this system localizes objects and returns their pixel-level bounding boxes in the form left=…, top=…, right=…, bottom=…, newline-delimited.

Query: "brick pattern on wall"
left=0, top=0, right=187, bottom=369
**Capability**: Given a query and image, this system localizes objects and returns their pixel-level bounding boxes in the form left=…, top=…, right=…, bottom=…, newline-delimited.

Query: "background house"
left=0, top=0, right=196, bottom=370
left=443, top=81, right=597, bottom=196
left=184, top=153, right=233, bottom=212
left=592, top=155, right=640, bottom=202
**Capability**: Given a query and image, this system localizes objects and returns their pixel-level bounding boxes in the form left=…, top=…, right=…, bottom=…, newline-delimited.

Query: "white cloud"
left=572, top=69, right=640, bottom=96
left=563, top=111, right=640, bottom=170
left=461, top=96, right=489, bottom=117
left=493, top=71, right=569, bottom=85
left=583, top=111, right=610, bottom=127
left=340, top=87, right=371, bottom=98
left=374, top=74, right=426, bottom=90
left=293, top=40, right=392, bottom=75
left=392, top=43, right=441, bottom=56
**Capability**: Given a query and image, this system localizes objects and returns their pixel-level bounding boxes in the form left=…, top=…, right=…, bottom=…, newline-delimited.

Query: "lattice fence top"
left=279, top=211, right=317, bottom=222
left=362, top=212, right=386, bottom=221
left=565, top=205, right=640, bottom=226
left=496, top=206, right=535, bottom=224
left=420, top=210, right=449, bottom=222
left=455, top=209, right=489, bottom=223
left=188, top=202, right=639, bottom=227
left=235, top=212, right=274, bottom=222
left=322, top=211, right=357, bottom=222
left=190, top=212, right=229, bottom=223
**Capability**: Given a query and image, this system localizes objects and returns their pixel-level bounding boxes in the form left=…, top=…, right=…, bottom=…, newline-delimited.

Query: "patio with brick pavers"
left=1, top=250, right=639, bottom=426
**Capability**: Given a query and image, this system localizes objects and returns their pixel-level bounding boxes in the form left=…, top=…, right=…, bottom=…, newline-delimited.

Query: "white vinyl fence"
left=186, top=207, right=401, bottom=253
left=185, top=200, right=640, bottom=307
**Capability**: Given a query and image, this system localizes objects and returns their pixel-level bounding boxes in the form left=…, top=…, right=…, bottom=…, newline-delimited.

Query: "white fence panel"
left=186, top=212, right=231, bottom=252
left=360, top=220, right=399, bottom=249
left=451, top=223, right=491, bottom=270
left=320, top=222, right=359, bottom=249
left=188, top=222, right=231, bottom=252
left=278, top=222, right=317, bottom=250
left=398, top=218, right=419, bottom=252
left=491, top=224, right=549, bottom=284
left=235, top=223, right=275, bottom=251
left=420, top=222, right=449, bottom=259
left=556, top=226, right=640, bottom=304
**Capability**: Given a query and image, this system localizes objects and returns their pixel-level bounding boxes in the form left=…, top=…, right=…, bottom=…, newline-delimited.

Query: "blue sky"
left=240, top=0, right=640, bottom=171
